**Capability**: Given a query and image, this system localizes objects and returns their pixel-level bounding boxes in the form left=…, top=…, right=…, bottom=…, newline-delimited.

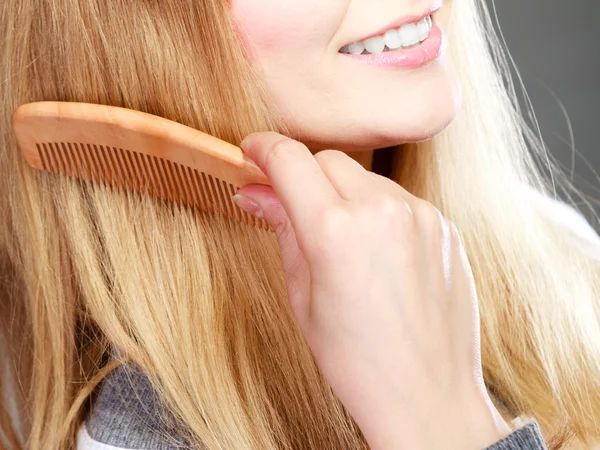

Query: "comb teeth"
left=36, top=142, right=269, bottom=230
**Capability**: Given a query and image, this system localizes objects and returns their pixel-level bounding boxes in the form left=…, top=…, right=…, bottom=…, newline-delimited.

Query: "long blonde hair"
left=1, top=0, right=599, bottom=449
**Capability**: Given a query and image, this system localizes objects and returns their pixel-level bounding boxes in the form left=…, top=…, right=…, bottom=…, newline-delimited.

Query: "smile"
left=340, top=15, right=434, bottom=55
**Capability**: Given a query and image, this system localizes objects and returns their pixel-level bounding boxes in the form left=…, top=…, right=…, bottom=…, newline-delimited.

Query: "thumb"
left=233, top=185, right=311, bottom=326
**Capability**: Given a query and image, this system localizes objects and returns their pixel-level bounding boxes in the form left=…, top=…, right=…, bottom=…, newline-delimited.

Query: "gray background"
left=483, top=0, right=600, bottom=212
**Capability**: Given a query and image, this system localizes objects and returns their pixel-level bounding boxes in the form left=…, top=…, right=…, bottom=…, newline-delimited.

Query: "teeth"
left=397, top=23, right=419, bottom=47
left=384, top=29, right=403, bottom=50
left=417, top=21, right=429, bottom=42
left=363, top=36, right=385, bottom=54
left=345, top=41, right=366, bottom=54
left=340, top=15, right=433, bottom=55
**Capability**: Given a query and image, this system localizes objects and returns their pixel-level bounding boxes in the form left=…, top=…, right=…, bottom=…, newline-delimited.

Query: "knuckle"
left=314, top=149, right=346, bottom=164
left=314, top=150, right=348, bottom=173
left=369, top=195, right=405, bottom=218
left=438, top=218, right=466, bottom=260
left=273, top=215, right=294, bottom=240
left=264, top=138, right=308, bottom=168
left=446, top=219, right=463, bottom=245
left=369, top=172, right=396, bottom=189
left=415, top=202, right=445, bottom=234
left=364, top=195, right=415, bottom=236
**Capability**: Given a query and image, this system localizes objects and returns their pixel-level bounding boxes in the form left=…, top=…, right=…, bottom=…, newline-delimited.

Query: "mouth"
left=339, top=6, right=441, bottom=55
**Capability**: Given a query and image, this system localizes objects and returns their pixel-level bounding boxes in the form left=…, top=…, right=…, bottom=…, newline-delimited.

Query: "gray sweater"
left=86, top=365, right=548, bottom=450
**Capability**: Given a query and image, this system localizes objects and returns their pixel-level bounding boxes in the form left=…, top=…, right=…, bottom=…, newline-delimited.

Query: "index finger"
left=240, top=132, right=341, bottom=231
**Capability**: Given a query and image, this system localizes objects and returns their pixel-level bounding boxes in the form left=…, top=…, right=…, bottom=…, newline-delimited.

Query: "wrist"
left=450, top=391, right=512, bottom=450
left=358, top=390, right=512, bottom=450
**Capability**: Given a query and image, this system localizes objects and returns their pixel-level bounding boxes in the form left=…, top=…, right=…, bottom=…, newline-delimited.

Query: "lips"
left=340, top=15, right=433, bottom=55
left=339, top=3, right=443, bottom=50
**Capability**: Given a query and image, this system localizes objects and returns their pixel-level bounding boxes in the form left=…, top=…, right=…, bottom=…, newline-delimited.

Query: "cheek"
left=232, top=2, right=307, bottom=53
left=230, top=1, right=340, bottom=56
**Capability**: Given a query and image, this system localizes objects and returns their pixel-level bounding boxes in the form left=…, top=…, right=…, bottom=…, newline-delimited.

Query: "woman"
left=1, top=0, right=599, bottom=449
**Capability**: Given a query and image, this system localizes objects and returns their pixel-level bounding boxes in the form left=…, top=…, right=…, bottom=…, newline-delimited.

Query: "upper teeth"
left=340, top=15, right=433, bottom=55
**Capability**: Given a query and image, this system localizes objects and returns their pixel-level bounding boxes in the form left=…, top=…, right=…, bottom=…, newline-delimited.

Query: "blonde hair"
left=1, top=0, right=599, bottom=449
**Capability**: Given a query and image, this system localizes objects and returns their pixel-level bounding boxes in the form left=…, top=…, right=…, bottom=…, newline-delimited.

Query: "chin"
left=294, top=78, right=462, bottom=152
left=296, top=104, right=460, bottom=152
left=361, top=113, right=457, bottom=149
left=282, top=66, right=462, bottom=152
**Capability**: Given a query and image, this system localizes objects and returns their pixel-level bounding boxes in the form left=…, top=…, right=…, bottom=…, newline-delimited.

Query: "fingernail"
left=232, top=194, right=263, bottom=219
left=240, top=134, right=253, bottom=152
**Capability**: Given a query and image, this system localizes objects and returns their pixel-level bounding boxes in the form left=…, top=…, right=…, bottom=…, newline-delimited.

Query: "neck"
left=355, top=147, right=398, bottom=179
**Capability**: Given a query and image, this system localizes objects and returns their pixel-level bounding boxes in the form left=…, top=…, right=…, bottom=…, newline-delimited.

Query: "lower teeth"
left=362, top=42, right=421, bottom=55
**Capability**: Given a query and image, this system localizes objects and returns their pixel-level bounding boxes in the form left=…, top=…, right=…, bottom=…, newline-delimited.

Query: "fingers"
left=313, top=150, right=377, bottom=201
left=240, top=132, right=341, bottom=235
left=232, top=185, right=312, bottom=329
left=312, top=150, right=420, bottom=213
left=240, top=133, right=422, bottom=223
left=367, top=172, right=420, bottom=212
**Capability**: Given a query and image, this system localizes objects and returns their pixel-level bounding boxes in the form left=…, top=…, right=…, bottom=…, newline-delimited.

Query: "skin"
left=230, top=1, right=515, bottom=449
left=235, top=134, right=512, bottom=450
left=231, top=0, right=460, bottom=151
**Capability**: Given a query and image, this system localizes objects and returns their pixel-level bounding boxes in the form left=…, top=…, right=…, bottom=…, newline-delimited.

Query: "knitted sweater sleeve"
left=485, top=420, right=548, bottom=450
left=77, top=419, right=549, bottom=450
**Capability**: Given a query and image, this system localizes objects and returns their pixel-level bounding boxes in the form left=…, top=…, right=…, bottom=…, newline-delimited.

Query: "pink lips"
left=357, top=4, right=442, bottom=43
left=340, top=23, right=443, bottom=69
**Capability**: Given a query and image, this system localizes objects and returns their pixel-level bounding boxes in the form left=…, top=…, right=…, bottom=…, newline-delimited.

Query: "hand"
left=233, top=132, right=511, bottom=450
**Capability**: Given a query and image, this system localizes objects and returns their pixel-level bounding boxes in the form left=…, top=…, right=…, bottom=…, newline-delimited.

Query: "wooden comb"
left=11, top=101, right=272, bottom=230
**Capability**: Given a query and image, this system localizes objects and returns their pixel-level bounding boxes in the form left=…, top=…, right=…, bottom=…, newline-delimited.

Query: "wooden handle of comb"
left=12, top=101, right=272, bottom=188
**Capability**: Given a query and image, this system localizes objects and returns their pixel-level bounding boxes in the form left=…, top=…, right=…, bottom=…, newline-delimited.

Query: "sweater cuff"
left=485, top=420, right=548, bottom=450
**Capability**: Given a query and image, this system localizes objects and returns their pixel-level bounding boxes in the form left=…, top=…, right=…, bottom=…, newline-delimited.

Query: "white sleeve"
left=77, top=423, right=133, bottom=450
left=524, top=186, right=600, bottom=261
